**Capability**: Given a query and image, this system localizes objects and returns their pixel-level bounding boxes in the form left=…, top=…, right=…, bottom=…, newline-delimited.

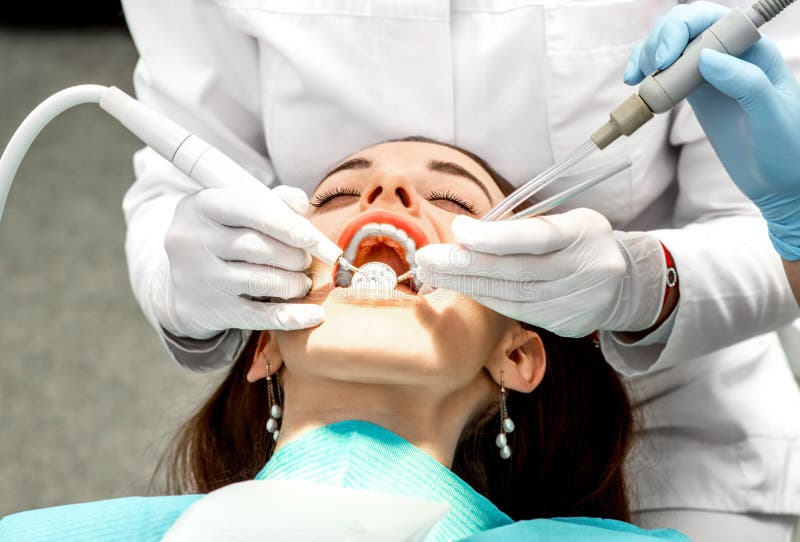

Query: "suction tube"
left=590, top=0, right=796, bottom=149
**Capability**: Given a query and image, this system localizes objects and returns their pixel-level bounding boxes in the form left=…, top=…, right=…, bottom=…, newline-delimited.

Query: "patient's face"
left=274, top=141, right=513, bottom=391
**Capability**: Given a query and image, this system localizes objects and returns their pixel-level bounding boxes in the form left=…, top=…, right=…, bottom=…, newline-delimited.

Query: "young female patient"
left=0, top=139, right=688, bottom=541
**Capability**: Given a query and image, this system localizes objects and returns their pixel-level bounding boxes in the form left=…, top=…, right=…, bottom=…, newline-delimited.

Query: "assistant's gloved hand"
left=156, top=185, right=327, bottom=339
left=624, top=1, right=800, bottom=260
left=415, top=209, right=665, bottom=338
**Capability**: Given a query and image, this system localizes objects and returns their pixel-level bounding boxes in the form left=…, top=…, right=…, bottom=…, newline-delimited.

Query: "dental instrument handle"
left=98, top=87, right=343, bottom=264
left=591, top=0, right=796, bottom=150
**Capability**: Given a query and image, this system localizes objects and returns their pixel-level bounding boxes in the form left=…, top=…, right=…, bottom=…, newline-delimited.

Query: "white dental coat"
left=120, top=0, right=800, bottom=515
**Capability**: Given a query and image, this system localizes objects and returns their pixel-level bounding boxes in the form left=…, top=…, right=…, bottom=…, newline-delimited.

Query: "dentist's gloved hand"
left=157, top=185, right=330, bottom=339
left=624, top=1, right=800, bottom=260
left=415, top=209, right=665, bottom=338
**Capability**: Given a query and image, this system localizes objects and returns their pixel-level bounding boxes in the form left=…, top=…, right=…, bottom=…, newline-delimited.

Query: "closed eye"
left=426, top=189, right=479, bottom=215
left=310, top=186, right=361, bottom=207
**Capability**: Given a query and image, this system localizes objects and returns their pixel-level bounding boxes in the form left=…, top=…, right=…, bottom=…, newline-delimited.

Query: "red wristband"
left=661, top=242, right=678, bottom=305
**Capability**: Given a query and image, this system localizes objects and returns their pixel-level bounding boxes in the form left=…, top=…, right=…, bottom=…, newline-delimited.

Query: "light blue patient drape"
left=0, top=420, right=689, bottom=541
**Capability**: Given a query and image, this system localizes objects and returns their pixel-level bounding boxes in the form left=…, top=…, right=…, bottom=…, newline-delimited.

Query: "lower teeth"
left=350, top=262, right=397, bottom=293
left=335, top=261, right=421, bottom=295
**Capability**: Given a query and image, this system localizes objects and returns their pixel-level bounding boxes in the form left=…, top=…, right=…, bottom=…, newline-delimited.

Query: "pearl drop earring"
left=264, top=358, right=282, bottom=443
left=496, top=371, right=514, bottom=459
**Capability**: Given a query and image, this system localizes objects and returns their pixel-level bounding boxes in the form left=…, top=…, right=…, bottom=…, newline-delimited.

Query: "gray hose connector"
left=591, top=95, right=653, bottom=149
left=752, top=0, right=793, bottom=21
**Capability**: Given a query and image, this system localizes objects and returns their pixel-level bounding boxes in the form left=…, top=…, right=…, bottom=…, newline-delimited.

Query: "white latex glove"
left=156, top=185, right=333, bottom=339
left=415, top=209, right=665, bottom=338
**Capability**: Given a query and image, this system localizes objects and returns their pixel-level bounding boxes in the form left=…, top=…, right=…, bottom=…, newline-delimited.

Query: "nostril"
left=367, top=186, right=383, bottom=204
left=395, top=187, right=410, bottom=207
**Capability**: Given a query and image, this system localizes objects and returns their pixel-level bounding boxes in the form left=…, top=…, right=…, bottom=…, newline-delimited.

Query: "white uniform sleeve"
left=599, top=102, right=800, bottom=376
left=121, top=0, right=275, bottom=370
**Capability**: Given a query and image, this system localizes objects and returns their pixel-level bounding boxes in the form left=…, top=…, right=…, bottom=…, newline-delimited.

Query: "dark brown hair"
left=158, top=138, right=634, bottom=522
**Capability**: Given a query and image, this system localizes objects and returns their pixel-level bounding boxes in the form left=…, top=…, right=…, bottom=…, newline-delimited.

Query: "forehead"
left=356, top=140, right=479, bottom=165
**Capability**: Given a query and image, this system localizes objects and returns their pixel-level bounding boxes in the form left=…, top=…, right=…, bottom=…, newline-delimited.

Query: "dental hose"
left=0, top=85, right=107, bottom=222
left=0, top=85, right=342, bottom=264
left=751, top=0, right=793, bottom=20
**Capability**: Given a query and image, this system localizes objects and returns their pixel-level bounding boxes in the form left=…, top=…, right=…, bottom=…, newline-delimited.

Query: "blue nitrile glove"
left=624, top=1, right=800, bottom=260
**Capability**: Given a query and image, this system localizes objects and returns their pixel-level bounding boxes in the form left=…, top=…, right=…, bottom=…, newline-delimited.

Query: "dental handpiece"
left=0, top=85, right=342, bottom=266
left=98, top=88, right=344, bottom=265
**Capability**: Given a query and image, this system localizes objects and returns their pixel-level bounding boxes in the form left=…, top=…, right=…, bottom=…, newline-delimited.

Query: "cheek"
left=423, top=206, right=461, bottom=243
left=422, top=291, right=510, bottom=373
left=309, top=208, right=351, bottom=236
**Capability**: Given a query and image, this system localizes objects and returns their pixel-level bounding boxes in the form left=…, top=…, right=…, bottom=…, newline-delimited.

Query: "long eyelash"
left=427, top=189, right=479, bottom=214
left=310, top=186, right=361, bottom=207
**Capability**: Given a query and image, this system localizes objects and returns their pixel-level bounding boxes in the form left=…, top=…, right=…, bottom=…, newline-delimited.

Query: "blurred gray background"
left=0, top=8, right=221, bottom=516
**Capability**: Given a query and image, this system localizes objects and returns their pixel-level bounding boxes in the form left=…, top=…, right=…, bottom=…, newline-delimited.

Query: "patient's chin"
left=275, top=289, right=489, bottom=386
left=277, top=271, right=507, bottom=388
left=276, top=301, right=439, bottom=384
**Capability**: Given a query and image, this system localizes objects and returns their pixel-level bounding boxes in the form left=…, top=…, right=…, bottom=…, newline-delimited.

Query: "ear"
left=486, top=323, right=546, bottom=394
left=246, top=331, right=284, bottom=383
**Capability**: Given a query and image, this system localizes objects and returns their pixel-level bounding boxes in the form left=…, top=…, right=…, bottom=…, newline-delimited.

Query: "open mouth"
left=335, top=211, right=429, bottom=295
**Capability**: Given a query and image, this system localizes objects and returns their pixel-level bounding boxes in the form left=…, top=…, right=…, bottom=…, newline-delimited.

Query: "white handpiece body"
left=98, top=86, right=341, bottom=264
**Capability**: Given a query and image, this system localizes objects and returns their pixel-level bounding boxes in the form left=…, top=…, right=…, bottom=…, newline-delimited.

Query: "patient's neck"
left=273, top=370, right=492, bottom=469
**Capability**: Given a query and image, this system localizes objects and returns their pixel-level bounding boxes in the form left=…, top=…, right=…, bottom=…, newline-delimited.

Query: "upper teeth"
left=344, top=223, right=417, bottom=266
left=336, top=223, right=418, bottom=288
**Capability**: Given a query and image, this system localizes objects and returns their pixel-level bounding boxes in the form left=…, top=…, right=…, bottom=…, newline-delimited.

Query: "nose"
left=360, top=172, right=419, bottom=213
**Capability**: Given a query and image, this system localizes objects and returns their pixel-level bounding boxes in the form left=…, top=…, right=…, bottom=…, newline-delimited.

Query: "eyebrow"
left=315, top=157, right=372, bottom=191
left=314, top=156, right=492, bottom=201
left=427, top=160, right=492, bottom=201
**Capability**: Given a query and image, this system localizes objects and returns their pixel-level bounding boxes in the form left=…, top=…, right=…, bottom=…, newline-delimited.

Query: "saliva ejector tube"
left=592, top=0, right=795, bottom=150
left=483, top=0, right=796, bottom=223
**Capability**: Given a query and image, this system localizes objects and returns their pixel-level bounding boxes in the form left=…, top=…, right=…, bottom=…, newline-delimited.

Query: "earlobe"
left=246, top=332, right=283, bottom=383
